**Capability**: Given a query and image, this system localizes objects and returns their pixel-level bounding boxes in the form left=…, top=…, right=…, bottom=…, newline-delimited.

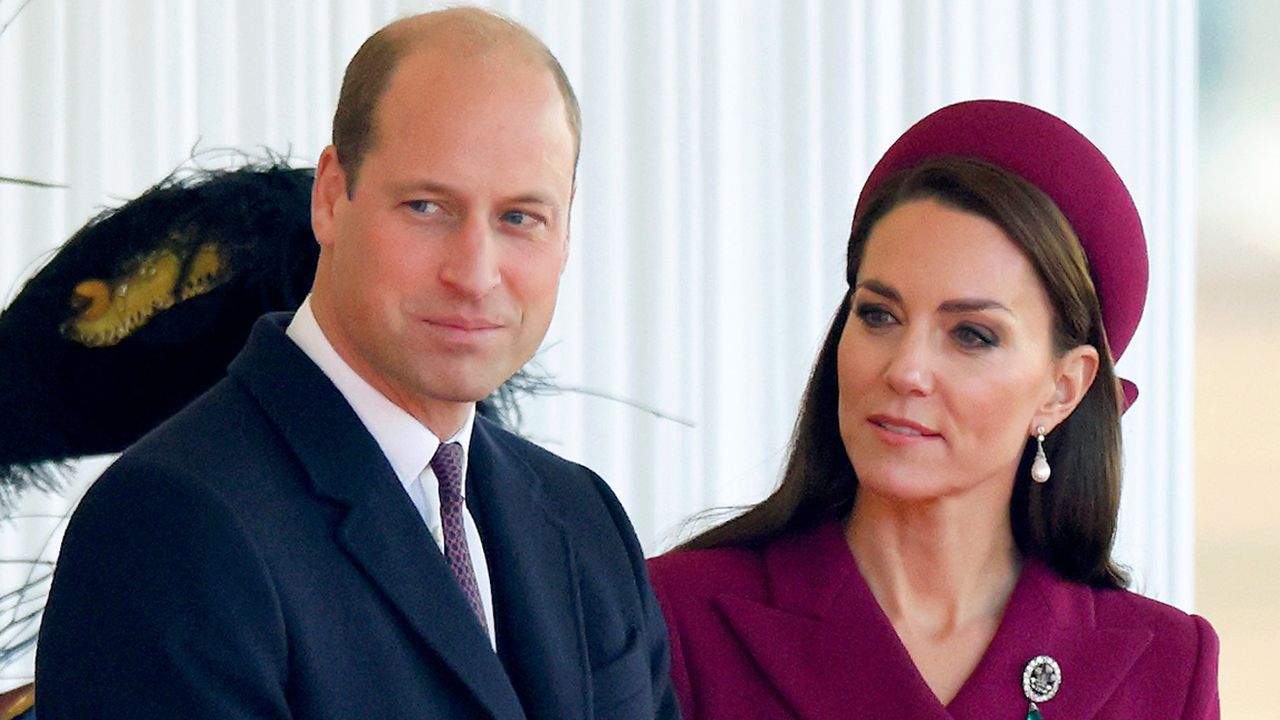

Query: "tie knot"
left=430, top=442, right=465, bottom=498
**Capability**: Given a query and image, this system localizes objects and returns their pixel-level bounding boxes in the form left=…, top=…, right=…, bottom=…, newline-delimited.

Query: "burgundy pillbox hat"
left=854, top=99, right=1147, bottom=408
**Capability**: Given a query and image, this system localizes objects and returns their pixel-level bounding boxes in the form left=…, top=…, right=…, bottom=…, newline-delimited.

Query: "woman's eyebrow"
left=857, top=280, right=1013, bottom=316
left=855, top=279, right=900, bottom=302
left=938, top=298, right=1014, bottom=315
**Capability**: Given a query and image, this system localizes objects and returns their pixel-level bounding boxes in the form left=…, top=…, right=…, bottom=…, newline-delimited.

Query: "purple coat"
left=649, top=521, right=1219, bottom=719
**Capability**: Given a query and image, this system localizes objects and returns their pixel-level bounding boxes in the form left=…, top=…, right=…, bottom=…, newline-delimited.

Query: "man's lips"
left=867, top=415, right=941, bottom=438
left=424, top=316, right=503, bottom=332
left=420, top=316, right=505, bottom=343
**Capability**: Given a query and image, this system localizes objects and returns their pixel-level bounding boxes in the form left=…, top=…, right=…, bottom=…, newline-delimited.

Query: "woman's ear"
left=1037, top=345, right=1100, bottom=430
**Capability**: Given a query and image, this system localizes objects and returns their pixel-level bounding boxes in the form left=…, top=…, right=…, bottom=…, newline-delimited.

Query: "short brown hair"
left=331, top=8, right=582, bottom=196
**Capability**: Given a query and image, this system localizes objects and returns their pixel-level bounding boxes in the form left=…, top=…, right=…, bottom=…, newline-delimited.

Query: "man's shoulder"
left=473, top=415, right=601, bottom=490
left=473, top=416, right=645, bottom=556
left=94, top=356, right=326, bottom=529
left=122, top=371, right=277, bottom=469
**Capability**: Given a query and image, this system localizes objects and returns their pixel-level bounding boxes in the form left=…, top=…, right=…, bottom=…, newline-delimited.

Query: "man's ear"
left=559, top=183, right=575, bottom=275
left=311, top=146, right=347, bottom=248
left=1036, top=344, right=1101, bottom=431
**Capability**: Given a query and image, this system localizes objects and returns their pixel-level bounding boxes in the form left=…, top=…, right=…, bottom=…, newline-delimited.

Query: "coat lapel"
left=715, top=522, right=951, bottom=719
left=228, top=315, right=526, bottom=720
left=715, top=521, right=1152, bottom=720
left=466, top=419, right=588, bottom=720
left=946, top=561, right=1152, bottom=720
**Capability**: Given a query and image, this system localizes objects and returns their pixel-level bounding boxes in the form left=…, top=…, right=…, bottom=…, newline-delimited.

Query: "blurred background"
left=1196, top=1, right=1279, bottom=718
left=0, top=0, right=1274, bottom=715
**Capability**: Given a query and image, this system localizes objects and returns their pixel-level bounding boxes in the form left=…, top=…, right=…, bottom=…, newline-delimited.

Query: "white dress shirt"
left=286, top=297, right=495, bottom=645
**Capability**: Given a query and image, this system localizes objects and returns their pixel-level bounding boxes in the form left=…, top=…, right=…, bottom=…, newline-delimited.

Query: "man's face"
left=311, top=45, right=576, bottom=436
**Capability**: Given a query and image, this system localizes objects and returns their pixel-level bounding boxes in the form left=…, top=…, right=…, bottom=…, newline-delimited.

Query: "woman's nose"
left=884, top=332, right=936, bottom=397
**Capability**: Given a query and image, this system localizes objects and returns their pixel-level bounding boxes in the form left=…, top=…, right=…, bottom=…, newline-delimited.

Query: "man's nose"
left=439, top=215, right=501, bottom=297
left=884, top=330, right=936, bottom=397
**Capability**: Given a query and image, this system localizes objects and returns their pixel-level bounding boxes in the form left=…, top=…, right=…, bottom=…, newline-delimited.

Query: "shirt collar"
left=285, top=296, right=476, bottom=493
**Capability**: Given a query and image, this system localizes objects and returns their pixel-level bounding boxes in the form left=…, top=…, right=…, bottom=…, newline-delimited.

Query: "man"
left=36, top=9, right=678, bottom=719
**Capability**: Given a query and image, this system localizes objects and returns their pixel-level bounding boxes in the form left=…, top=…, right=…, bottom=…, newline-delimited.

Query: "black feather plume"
left=0, top=160, right=318, bottom=506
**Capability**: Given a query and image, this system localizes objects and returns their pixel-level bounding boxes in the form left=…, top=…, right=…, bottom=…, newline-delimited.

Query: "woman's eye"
left=406, top=200, right=440, bottom=215
left=954, top=324, right=998, bottom=348
left=855, top=304, right=896, bottom=328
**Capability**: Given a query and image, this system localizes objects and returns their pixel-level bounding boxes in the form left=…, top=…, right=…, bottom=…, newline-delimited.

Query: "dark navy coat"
left=38, top=314, right=677, bottom=719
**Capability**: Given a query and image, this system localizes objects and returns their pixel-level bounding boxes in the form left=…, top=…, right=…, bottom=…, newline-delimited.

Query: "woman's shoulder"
left=648, top=520, right=852, bottom=607
left=1076, top=582, right=1221, bottom=716
left=1090, top=583, right=1218, bottom=653
left=647, top=543, right=768, bottom=600
left=645, top=544, right=775, bottom=661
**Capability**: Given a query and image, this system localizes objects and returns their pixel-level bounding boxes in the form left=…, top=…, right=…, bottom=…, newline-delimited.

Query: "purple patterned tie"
left=430, top=442, right=488, bottom=633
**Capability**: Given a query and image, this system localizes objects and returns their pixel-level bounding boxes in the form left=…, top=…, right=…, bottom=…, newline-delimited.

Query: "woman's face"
left=837, top=198, right=1063, bottom=503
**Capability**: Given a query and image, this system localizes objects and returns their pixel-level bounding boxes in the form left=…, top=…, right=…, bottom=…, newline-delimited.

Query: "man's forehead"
left=378, top=52, right=565, bottom=136
left=415, top=29, right=549, bottom=73
left=389, top=10, right=547, bottom=70
left=385, top=7, right=523, bottom=42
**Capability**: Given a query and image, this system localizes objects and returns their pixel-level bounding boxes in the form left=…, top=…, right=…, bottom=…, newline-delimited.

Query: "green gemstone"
left=1026, top=703, right=1043, bottom=720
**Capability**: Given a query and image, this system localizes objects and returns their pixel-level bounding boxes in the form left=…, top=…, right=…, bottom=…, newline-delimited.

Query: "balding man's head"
left=331, top=7, right=581, bottom=196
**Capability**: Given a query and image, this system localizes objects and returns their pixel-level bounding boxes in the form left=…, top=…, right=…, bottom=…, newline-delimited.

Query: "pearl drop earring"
left=1031, top=426, right=1051, bottom=483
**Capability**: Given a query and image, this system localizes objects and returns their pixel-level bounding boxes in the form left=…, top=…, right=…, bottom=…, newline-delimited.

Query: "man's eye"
left=501, top=210, right=540, bottom=227
left=406, top=200, right=440, bottom=215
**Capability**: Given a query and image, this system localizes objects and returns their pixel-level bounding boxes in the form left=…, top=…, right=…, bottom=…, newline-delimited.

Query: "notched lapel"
left=714, top=523, right=951, bottom=720
left=1026, top=626, right=1152, bottom=719
left=716, top=594, right=952, bottom=720
left=467, top=420, right=588, bottom=720
left=946, top=561, right=1154, bottom=720
left=336, top=500, right=526, bottom=720
left=229, top=316, right=526, bottom=720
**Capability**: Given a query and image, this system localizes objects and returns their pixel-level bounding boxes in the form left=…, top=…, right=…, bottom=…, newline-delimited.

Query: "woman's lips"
left=867, top=415, right=941, bottom=443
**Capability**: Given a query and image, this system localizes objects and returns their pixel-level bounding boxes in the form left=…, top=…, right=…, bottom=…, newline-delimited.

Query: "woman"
left=648, top=100, right=1219, bottom=720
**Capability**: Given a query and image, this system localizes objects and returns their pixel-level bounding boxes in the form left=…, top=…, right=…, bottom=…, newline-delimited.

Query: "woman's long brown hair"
left=680, top=157, right=1128, bottom=589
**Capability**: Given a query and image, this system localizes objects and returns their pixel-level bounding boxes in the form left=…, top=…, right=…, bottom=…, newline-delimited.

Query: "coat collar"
left=715, top=521, right=1151, bottom=720
left=228, top=314, right=528, bottom=720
